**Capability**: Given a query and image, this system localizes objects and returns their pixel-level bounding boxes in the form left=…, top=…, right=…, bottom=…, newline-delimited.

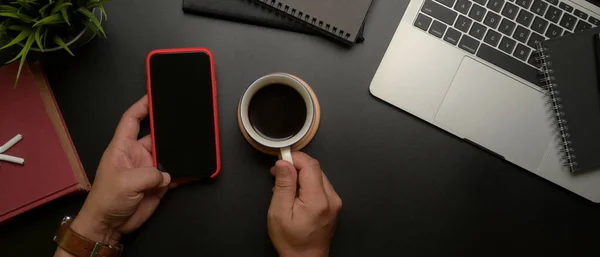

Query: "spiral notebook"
left=182, top=0, right=367, bottom=43
left=254, top=0, right=373, bottom=44
left=182, top=0, right=319, bottom=36
left=536, top=27, right=600, bottom=172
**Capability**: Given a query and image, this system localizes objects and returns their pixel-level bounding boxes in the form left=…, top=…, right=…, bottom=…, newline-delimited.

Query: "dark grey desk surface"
left=2, top=0, right=600, bottom=256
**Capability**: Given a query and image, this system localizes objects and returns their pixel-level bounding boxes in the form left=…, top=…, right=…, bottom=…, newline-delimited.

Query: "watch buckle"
left=90, top=242, right=102, bottom=257
left=91, top=242, right=122, bottom=257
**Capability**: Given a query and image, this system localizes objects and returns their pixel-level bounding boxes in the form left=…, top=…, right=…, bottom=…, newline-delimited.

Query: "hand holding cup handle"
left=268, top=151, right=342, bottom=257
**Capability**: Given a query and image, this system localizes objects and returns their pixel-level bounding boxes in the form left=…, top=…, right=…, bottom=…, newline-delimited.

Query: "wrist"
left=71, top=212, right=121, bottom=246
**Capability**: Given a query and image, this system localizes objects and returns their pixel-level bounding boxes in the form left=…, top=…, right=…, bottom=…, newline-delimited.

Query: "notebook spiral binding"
left=535, top=42, right=578, bottom=172
left=255, top=0, right=353, bottom=41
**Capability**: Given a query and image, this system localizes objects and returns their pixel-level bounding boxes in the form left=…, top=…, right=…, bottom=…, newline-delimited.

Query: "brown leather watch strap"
left=54, top=216, right=122, bottom=257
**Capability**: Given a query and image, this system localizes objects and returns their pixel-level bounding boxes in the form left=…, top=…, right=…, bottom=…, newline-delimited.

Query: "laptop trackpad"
left=434, top=57, right=552, bottom=171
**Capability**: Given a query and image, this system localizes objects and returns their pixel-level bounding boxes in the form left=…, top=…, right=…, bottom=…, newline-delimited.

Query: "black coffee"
left=249, top=84, right=307, bottom=141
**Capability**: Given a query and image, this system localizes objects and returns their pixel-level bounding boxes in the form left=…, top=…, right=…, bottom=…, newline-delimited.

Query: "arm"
left=54, top=96, right=170, bottom=256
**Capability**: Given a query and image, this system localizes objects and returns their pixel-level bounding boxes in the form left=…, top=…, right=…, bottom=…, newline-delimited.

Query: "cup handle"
left=280, top=147, right=294, bottom=165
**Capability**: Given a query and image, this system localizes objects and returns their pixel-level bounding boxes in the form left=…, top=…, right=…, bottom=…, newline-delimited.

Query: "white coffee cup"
left=238, top=73, right=316, bottom=164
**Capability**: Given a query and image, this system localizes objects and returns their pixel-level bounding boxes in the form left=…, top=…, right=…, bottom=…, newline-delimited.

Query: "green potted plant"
left=0, top=0, right=108, bottom=84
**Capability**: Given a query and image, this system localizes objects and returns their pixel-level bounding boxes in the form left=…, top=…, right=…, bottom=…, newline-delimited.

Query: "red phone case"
left=145, top=48, right=221, bottom=179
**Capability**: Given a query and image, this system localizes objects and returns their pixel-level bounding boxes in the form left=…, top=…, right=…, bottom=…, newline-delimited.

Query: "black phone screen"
left=148, top=51, right=218, bottom=178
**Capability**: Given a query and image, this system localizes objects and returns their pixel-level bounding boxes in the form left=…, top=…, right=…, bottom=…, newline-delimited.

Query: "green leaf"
left=86, top=0, right=110, bottom=9
left=9, top=33, right=35, bottom=87
left=7, top=25, right=31, bottom=31
left=53, top=36, right=74, bottom=56
left=10, top=0, right=33, bottom=11
left=98, top=5, right=107, bottom=21
left=77, top=7, right=105, bottom=38
left=15, top=0, right=40, bottom=5
left=50, top=2, right=71, bottom=15
left=19, top=13, right=35, bottom=23
left=53, top=0, right=64, bottom=11
left=38, top=0, right=54, bottom=17
left=2, top=11, right=35, bottom=23
left=32, top=13, right=64, bottom=27
left=82, top=19, right=98, bottom=34
left=0, top=30, right=30, bottom=50
left=0, top=12, right=20, bottom=19
left=60, top=8, right=70, bottom=25
left=0, top=5, right=19, bottom=12
left=34, top=26, right=43, bottom=51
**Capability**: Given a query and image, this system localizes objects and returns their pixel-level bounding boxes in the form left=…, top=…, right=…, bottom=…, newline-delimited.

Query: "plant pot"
left=29, top=8, right=103, bottom=53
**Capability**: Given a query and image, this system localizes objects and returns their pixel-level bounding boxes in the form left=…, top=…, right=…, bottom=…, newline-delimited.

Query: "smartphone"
left=146, top=48, right=221, bottom=179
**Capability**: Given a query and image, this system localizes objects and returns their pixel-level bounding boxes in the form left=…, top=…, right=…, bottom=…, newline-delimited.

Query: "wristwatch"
left=54, top=216, right=122, bottom=257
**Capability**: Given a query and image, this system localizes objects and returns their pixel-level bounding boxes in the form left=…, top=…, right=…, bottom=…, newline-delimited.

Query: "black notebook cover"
left=536, top=27, right=600, bottom=172
left=182, top=0, right=366, bottom=42
left=255, top=0, right=373, bottom=44
left=183, top=0, right=317, bottom=35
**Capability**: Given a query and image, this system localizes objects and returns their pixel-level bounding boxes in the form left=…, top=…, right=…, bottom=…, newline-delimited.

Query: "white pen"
left=0, top=134, right=25, bottom=165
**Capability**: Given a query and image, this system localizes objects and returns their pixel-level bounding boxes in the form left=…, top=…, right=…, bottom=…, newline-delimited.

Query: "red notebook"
left=0, top=62, right=90, bottom=223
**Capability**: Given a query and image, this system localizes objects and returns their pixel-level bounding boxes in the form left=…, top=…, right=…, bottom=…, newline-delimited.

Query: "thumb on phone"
left=270, top=160, right=298, bottom=213
left=126, top=167, right=171, bottom=193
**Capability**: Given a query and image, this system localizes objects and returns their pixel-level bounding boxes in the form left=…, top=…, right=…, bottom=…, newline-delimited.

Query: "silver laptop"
left=370, top=0, right=600, bottom=202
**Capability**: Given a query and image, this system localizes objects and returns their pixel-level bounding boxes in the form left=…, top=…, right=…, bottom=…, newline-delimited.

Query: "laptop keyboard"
left=415, top=0, right=599, bottom=84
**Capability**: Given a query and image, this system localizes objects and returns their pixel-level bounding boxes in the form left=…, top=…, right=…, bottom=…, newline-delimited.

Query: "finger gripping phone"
left=146, top=48, right=221, bottom=179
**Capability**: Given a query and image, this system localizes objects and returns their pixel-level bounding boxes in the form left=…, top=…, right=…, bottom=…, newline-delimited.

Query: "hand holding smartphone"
left=146, top=48, right=221, bottom=179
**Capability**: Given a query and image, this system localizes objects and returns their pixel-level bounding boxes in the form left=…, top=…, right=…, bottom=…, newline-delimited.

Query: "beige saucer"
left=237, top=74, right=321, bottom=156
